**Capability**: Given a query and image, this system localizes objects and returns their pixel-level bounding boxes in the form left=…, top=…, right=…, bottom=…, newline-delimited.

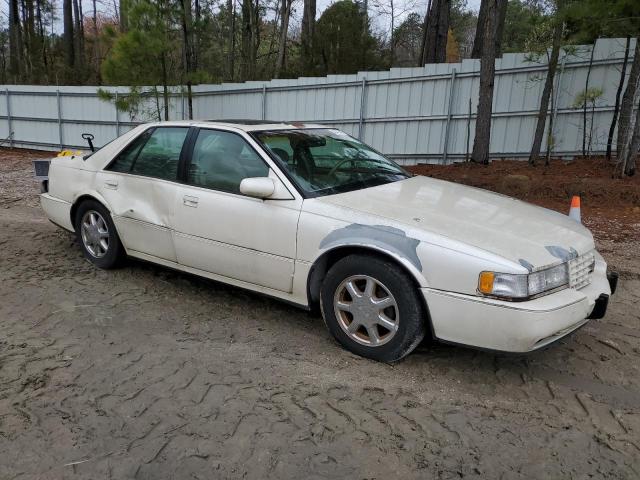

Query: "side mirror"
left=239, top=177, right=275, bottom=199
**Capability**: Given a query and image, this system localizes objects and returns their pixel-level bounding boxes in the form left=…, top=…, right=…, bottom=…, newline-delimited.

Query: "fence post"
left=115, top=91, right=121, bottom=137
left=5, top=89, right=13, bottom=147
left=358, top=78, right=367, bottom=140
left=56, top=89, right=63, bottom=149
left=465, top=97, right=472, bottom=162
left=442, top=68, right=457, bottom=164
left=262, top=84, right=267, bottom=121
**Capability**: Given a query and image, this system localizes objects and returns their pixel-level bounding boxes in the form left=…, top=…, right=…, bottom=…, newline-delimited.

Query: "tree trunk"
left=301, top=0, right=316, bottom=74
left=617, top=40, right=640, bottom=158
left=418, top=0, right=432, bottom=66
left=361, top=0, right=369, bottom=69
left=275, top=0, right=292, bottom=78
left=471, top=0, right=488, bottom=59
left=241, top=0, right=253, bottom=79
left=193, top=0, right=200, bottom=69
left=226, top=0, right=235, bottom=80
left=250, top=0, right=260, bottom=76
left=389, top=0, right=395, bottom=66
left=119, top=0, right=128, bottom=31
left=494, top=0, right=507, bottom=57
left=161, top=54, right=169, bottom=121
left=625, top=108, right=640, bottom=176
left=72, top=0, right=84, bottom=75
left=36, top=0, right=49, bottom=81
left=63, top=0, right=75, bottom=78
left=186, top=82, right=193, bottom=120
left=582, top=43, right=595, bottom=156
left=544, top=79, right=555, bottom=166
left=616, top=85, right=640, bottom=177
left=8, top=0, right=23, bottom=81
left=421, top=0, right=450, bottom=64
left=606, top=36, right=630, bottom=162
left=179, top=0, right=193, bottom=117
left=153, top=87, right=161, bottom=122
left=473, top=0, right=507, bottom=59
left=93, top=0, right=100, bottom=82
left=180, top=0, right=192, bottom=73
left=528, top=19, right=562, bottom=166
left=23, top=0, right=37, bottom=81
left=587, top=101, right=596, bottom=158
left=470, top=0, right=500, bottom=164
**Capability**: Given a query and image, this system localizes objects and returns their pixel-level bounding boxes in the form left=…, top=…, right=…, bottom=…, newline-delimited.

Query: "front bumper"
left=422, top=255, right=615, bottom=352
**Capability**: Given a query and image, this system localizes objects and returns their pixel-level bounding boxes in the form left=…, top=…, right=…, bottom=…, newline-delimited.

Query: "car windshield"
left=253, top=128, right=411, bottom=197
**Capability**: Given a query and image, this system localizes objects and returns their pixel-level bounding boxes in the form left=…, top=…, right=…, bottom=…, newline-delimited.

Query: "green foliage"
left=565, top=0, right=640, bottom=42
left=101, top=0, right=175, bottom=86
left=314, top=1, right=384, bottom=75
left=5, top=0, right=636, bottom=87
left=572, top=87, right=604, bottom=108
left=502, top=0, right=553, bottom=54
left=393, top=12, right=423, bottom=66
left=450, top=0, right=477, bottom=54
left=99, top=0, right=184, bottom=120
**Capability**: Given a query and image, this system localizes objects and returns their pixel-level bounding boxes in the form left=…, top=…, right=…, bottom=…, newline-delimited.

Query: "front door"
left=172, top=128, right=301, bottom=292
left=97, top=126, right=189, bottom=262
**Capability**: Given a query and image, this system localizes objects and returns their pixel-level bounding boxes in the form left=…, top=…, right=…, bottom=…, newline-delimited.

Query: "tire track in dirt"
left=1, top=166, right=639, bottom=478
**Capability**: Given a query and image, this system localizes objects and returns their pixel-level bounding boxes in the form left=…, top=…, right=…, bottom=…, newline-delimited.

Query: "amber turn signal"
left=478, top=271, right=495, bottom=294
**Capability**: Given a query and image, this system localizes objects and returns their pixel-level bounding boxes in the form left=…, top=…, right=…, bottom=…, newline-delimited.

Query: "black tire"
left=74, top=199, right=125, bottom=269
left=320, top=254, right=427, bottom=362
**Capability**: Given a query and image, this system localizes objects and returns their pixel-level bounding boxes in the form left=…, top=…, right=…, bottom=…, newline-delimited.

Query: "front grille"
left=33, top=159, right=51, bottom=179
left=568, top=251, right=595, bottom=290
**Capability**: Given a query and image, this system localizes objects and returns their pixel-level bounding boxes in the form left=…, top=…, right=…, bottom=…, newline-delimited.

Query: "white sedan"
left=39, top=121, right=617, bottom=361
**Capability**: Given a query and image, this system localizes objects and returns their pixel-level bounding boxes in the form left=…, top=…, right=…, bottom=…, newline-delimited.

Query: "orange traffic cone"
left=569, top=195, right=581, bottom=223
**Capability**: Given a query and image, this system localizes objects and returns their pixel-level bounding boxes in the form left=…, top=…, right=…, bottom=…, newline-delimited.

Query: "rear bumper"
left=423, top=254, right=614, bottom=352
left=41, top=193, right=74, bottom=232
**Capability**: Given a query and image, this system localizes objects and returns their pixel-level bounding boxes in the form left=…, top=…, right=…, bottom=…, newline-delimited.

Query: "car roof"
left=142, top=119, right=329, bottom=132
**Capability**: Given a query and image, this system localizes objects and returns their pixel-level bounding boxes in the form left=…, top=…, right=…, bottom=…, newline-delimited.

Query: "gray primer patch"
left=319, top=224, right=422, bottom=271
left=518, top=259, right=534, bottom=272
left=545, top=245, right=578, bottom=262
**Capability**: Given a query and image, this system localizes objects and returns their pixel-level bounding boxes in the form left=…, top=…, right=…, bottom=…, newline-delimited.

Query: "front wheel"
left=74, top=200, right=124, bottom=269
left=320, top=254, right=427, bottom=362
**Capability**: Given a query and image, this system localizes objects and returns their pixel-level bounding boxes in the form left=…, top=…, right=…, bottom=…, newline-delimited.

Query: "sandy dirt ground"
left=1, top=149, right=639, bottom=479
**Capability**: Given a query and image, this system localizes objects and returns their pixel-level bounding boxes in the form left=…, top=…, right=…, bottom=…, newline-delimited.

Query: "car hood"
left=316, top=176, right=595, bottom=270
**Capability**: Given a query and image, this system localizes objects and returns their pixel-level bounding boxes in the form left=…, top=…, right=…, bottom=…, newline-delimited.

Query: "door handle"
left=183, top=195, right=199, bottom=207
left=104, top=180, right=118, bottom=189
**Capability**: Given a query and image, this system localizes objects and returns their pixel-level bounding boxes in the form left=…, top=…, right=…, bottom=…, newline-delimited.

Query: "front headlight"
left=478, top=263, right=569, bottom=300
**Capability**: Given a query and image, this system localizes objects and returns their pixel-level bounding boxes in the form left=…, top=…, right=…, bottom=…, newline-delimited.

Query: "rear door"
left=172, top=128, right=302, bottom=292
left=97, top=126, right=190, bottom=262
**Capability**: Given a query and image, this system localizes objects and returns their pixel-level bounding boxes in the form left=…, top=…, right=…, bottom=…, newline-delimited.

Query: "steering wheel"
left=328, top=157, right=358, bottom=177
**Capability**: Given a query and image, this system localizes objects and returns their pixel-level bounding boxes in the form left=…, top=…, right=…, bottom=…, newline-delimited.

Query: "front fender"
left=315, top=224, right=429, bottom=287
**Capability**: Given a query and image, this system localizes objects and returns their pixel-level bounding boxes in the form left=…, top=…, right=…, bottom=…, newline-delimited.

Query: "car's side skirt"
left=127, top=249, right=310, bottom=309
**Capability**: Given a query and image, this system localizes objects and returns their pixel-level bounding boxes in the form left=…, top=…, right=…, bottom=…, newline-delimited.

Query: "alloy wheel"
left=333, top=275, right=400, bottom=347
left=80, top=210, right=110, bottom=258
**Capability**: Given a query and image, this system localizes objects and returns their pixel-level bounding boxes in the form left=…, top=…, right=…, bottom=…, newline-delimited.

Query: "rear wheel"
left=320, top=254, right=426, bottom=362
left=74, top=200, right=124, bottom=269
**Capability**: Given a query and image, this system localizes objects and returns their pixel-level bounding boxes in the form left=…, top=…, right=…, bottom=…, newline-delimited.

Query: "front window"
left=253, top=129, right=410, bottom=197
left=187, top=129, right=269, bottom=194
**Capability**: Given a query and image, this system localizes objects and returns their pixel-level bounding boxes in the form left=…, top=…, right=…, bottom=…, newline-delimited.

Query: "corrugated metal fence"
left=0, top=37, right=636, bottom=165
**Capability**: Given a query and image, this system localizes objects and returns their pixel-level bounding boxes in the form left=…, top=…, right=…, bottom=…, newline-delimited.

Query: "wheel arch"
left=70, top=192, right=114, bottom=231
left=306, top=245, right=434, bottom=338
